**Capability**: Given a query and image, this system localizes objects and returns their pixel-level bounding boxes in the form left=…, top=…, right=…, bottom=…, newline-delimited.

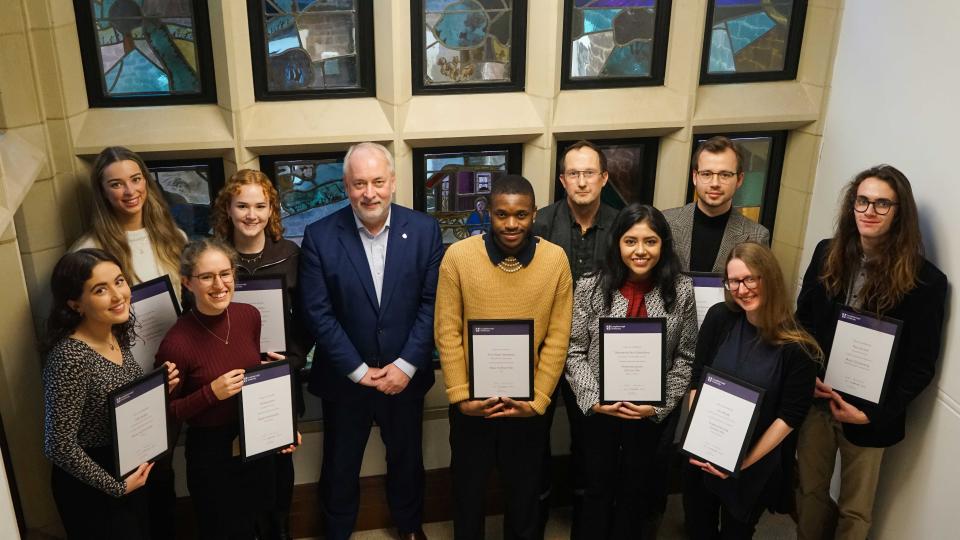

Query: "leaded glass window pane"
left=413, top=0, right=527, bottom=93
left=562, top=0, right=671, bottom=88
left=147, top=159, right=224, bottom=239
left=76, top=0, right=216, bottom=105
left=261, top=154, right=349, bottom=243
left=701, top=0, right=806, bottom=83
left=554, top=139, right=658, bottom=208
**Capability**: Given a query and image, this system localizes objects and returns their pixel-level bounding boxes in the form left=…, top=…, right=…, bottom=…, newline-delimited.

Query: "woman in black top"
left=795, top=165, right=947, bottom=540
left=212, top=169, right=315, bottom=538
left=682, top=242, right=819, bottom=539
left=42, top=249, right=178, bottom=539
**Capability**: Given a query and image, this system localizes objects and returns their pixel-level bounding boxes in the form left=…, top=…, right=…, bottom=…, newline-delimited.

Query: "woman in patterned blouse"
left=42, top=248, right=178, bottom=539
left=564, top=204, right=698, bottom=539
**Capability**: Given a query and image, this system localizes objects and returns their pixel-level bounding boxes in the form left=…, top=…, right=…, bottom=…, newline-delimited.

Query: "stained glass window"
left=75, top=0, right=217, bottom=106
left=687, top=132, right=786, bottom=233
left=413, top=145, right=523, bottom=244
left=554, top=138, right=658, bottom=208
left=412, top=0, right=527, bottom=93
left=248, top=0, right=375, bottom=100
left=561, top=0, right=672, bottom=89
left=147, top=158, right=224, bottom=239
left=260, top=153, right=349, bottom=244
left=701, top=0, right=806, bottom=83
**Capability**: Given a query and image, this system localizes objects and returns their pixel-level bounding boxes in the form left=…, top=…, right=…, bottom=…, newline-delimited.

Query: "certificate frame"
left=826, top=305, right=903, bottom=406
left=129, top=275, right=182, bottom=373
left=238, top=360, right=297, bottom=462
left=467, top=319, right=535, bottom=401
left=679, top=367, right=765, bottom=478
left=686, top=272, right=727, bottom=329
left=598, top=317, right=667, bottom=405
left=108, top=367, right=172, bottom=481
left=233, top=273, right=289, bottom=354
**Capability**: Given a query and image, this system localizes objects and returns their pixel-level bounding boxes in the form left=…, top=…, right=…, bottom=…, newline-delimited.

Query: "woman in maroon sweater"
left=157, top=238, right=296, bottom=539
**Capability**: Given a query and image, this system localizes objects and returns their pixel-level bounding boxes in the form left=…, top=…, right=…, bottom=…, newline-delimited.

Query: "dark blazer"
left=532, top=200, right=619, bottom=275
left=299, top=204, right=443, bottom=401
left=662, top=203, right=770, bottom=272
left=796, top=238, right=947, bottom=447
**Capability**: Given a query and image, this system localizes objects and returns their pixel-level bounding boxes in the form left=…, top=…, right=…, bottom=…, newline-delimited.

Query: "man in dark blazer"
left=300, top=142, right=442, bottom=540
left=663, top=136, right=770, bottom=273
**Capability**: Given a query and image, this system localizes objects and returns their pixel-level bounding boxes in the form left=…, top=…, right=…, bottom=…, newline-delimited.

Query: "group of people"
left=39, top=136, right=945, bottom=540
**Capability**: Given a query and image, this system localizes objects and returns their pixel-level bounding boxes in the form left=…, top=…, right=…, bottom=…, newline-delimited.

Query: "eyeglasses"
left=854, top=196, right=898, bottom=215
left=563, top=170, right=602, bottom=181
left=723, top=275, right=761, bottom=291
left=191, top=269, right=235, bottom=285
left=695, top=170, right=738, bottom=184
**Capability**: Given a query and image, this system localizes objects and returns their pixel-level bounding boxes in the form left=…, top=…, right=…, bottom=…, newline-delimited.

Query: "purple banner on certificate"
left=235, top=277, right=283, bottom=293
left=704, top=373, right=762, bottom=404
left=471, top=323, right=530, bottom=336
left=838, top=308, right=899, bottom=336
left=130, top=278, right=170, bottom=303
left=691, top=274, right=724, bottom=288
left=602, top=321, right=662, bottom=334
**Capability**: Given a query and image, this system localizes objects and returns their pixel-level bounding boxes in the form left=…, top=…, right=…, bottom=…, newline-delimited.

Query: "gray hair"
left=343, top=142, right=395, bottom=179
left=179, top=237, right=238, bottom=278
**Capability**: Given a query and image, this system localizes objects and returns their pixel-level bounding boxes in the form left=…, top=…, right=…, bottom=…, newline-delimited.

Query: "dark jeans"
left=682, top=463, right=763, bottom=540
left=449, top=405, right=549, bottom=540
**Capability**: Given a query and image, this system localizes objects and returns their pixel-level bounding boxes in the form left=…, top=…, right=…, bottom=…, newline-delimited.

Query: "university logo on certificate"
left=825, top=306, right=902, bottom=405
left=109, top=368, right=172, bottom=480
left=468, top=320, right=534, bottom=401
left=239, top=361, right=297, bottom=461
left=599, top=318, right=666, bottom=405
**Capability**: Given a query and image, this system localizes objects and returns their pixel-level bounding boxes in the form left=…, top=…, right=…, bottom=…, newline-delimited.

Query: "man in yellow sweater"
left=435, top=174, right=573, bottom=540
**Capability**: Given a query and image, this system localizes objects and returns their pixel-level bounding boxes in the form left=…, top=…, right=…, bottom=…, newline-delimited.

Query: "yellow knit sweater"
left=435, top=235, right=573, bottom=414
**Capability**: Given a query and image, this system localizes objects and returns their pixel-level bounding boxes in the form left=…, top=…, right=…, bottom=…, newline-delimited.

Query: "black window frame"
left=246, top=0, right=377, bottom=101
left=73, top=0, right=218, bottom=108
left=559, top=0, right=673, bottom=90
left=144, top=156, right=226, bottom=238
left=553, top=137, right=659, bottom=208
left=685, top=130, right=787, bottom=234
left=699, top=0, right=807, bottom=85
left=411, top=0, right=528, bottom=95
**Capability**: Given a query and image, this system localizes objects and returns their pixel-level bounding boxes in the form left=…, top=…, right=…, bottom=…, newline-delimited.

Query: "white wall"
left=802, top=1, right=960, bottom=537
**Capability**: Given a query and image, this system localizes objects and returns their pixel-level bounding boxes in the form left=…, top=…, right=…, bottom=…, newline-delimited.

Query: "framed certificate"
left=599, top=318, right=666, bottom=405
left=233, top=275, right=288, bottom=354
left=239, top=361, right=296, bottom=461
left=130, top=276, right=181, bottom=374
left=680, top=368, right=764, bottom=478
left=468, top=319, right=534, bottom=401
left=687, top=272, right=726, bottom=329
left=108, top=368, right=171, bottom=480
left=824, top=306, right=902, bottom=405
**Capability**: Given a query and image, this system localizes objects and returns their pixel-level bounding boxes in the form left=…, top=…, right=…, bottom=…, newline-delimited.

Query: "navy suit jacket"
left=300, top=204, right=442, bottom=401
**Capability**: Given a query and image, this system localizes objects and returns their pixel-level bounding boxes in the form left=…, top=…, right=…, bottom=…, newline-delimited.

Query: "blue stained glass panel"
left=568, top=0, right=661, bottom=80
left=725, top=11, right=775, bottom=53
left=273, top=158, right=349, bottom=243
left=602, top=41, right=652, bottom=76
left=422, top=149, right=512, bottom=243
left=590, top=0, right=655, bottom=6
left=151, top=163, right=214, bottom=239
left=708, top=27, right=736, bottom=72
left=583, top=9, right=619, bottom=32
left=422, top=0, right=516, bottom=85
left=706, top=0, right=796, bottom=75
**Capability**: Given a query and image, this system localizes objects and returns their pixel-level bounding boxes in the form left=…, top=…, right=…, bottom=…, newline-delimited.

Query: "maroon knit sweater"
left=156, top=302, right=261, bottom=427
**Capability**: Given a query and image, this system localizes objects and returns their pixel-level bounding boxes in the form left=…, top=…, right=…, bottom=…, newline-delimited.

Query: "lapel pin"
left=402, top=233, right=408, bottom=239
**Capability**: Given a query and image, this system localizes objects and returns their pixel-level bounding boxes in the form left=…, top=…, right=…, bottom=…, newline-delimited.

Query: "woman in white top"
left=73, top=146, right=186, bottom=294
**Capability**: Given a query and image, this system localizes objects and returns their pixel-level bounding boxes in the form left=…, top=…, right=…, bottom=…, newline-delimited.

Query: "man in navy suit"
left=300, top=142, right=442, bottom=540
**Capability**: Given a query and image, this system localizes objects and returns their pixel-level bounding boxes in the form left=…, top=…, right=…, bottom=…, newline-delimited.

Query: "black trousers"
left=51, top=446, right=150, bottom=540
left=579, top=414, right=665, bottom=540
left=449, top=405, right=549, bottom=540
left=184, top=425, right=276, bottom=540
left=320, top=395, right=425, bottom=540
left=539, top=379, right=587, bottom=533
left=145, top=453, right=177, bottom=540
left=681, top=463, right=763, bottom=540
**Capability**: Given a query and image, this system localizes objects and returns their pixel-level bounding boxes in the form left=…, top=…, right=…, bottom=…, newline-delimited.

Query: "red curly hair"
left=212, top=169, right=284, bottom=242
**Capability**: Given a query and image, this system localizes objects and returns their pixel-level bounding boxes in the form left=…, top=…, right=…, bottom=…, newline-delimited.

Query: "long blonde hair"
left=726, top=243, right=823, bottom=362
left=211, top=169, right=284, bottom=242
left=87, top=146, right=185, bottom=283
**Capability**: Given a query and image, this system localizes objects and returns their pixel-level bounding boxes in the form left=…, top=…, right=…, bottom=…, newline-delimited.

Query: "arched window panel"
left=259, top=152, right=349, bottom=245
left=411, top=0, right=528, bottom=94
left=700, top=0, right=806, bottom=84
left=145, top=157, right=225, bottom=239
left=685, top=131, right=787, bottom=234
left=553, top=138, right=659, bottom=209
left=74, top=0, right=217, bottom=107
left=247, top=0, right=376, bottom=100
left=413, top=144, right=523, bottom=244
left=560, top=0, right=672, bottom=90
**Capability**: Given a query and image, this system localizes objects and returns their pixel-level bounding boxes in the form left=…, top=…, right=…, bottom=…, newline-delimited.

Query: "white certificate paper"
left=469, top=320, right=533, bottom=400
left=689, top=273, right=726, bottom=329
left=130, top=276, right=181, bottom=374
left=233, top=276, right=287, bottom=353
left=681, top=369, right=763, bottom=477
left=599, top=318, right=665, bottom=404
left=824, top=308, right=901, bottom=405
left=239, top=361, right=295, bottom=460
left=110, top=369, right=170, bottom=479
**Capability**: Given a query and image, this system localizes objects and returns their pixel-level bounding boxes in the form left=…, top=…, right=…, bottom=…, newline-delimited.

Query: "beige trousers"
left=796, top=404, right=885, bottom=540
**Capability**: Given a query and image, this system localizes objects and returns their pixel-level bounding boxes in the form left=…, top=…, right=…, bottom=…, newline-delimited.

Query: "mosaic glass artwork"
left=555, top=141, right=655, bottom=209
left=567, top=0, right=663, bottom=80
left=422, top=149, right=512, bottom=243
left=707, top=0, right=795, bottom=74
left=151, top=162, right=213, bottom=239
left=258, top=0, right=362, bottom=92
left=693, top=135, right=773, bottom=223
left=270, top=157, right=349, bottom=243
left=86, top=0, right=204, bottom=97
left=421, top=0, right=517, bottom=86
